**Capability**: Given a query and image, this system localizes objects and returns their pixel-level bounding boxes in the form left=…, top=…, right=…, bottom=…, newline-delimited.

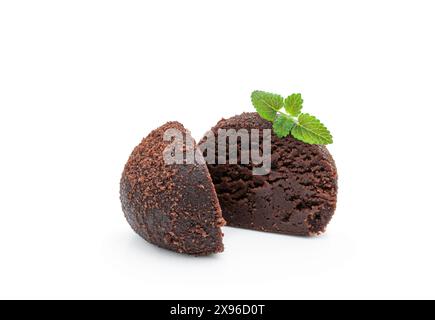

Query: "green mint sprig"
left=251, top=90, right=333, bottom=145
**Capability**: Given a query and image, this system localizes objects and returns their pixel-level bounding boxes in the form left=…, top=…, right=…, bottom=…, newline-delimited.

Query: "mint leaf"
left=251, top=91, right=284, bottom=121
left=284, top=93, right=303, bottom=116
left=273, top=114, right=295, bottom=138
left=291, top=113, right=333, bottom=145
left=251, top=90, right=333, bottom=145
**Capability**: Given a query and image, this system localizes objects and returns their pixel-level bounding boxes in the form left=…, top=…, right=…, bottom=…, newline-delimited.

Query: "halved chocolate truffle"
left=203, top=113, right=338, bottom=236
left=120, top=122, right=225, bottom=255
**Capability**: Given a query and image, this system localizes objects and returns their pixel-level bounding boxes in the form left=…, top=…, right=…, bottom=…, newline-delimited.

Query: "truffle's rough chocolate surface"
left=120, top=122, right=225, bottom=255
left=204, top=113, right=338, bottom=236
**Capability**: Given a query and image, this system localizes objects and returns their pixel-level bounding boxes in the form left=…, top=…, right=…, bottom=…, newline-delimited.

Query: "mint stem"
left=277, top=110, right=298, bottom=125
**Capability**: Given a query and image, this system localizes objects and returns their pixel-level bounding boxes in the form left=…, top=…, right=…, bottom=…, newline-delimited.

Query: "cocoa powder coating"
left=120, top=122, right=225, bottom=255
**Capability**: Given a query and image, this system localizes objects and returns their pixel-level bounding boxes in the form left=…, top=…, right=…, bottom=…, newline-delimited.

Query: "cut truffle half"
left=203, top=113, right=338, bottom=236
left=120, top=122, right=225, bottom=255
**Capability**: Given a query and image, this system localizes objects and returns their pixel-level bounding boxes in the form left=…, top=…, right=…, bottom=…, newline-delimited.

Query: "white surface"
left=1, top=1, right=434, bottom=300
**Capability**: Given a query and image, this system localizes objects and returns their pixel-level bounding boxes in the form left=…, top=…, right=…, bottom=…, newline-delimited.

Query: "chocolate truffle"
left=203, top=113, right=338, bottom=236
left=120, top=122, right=225, bottom=255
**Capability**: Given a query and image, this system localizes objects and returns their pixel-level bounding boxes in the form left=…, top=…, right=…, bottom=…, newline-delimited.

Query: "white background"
left=1, top=1, right=434, bottom=300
